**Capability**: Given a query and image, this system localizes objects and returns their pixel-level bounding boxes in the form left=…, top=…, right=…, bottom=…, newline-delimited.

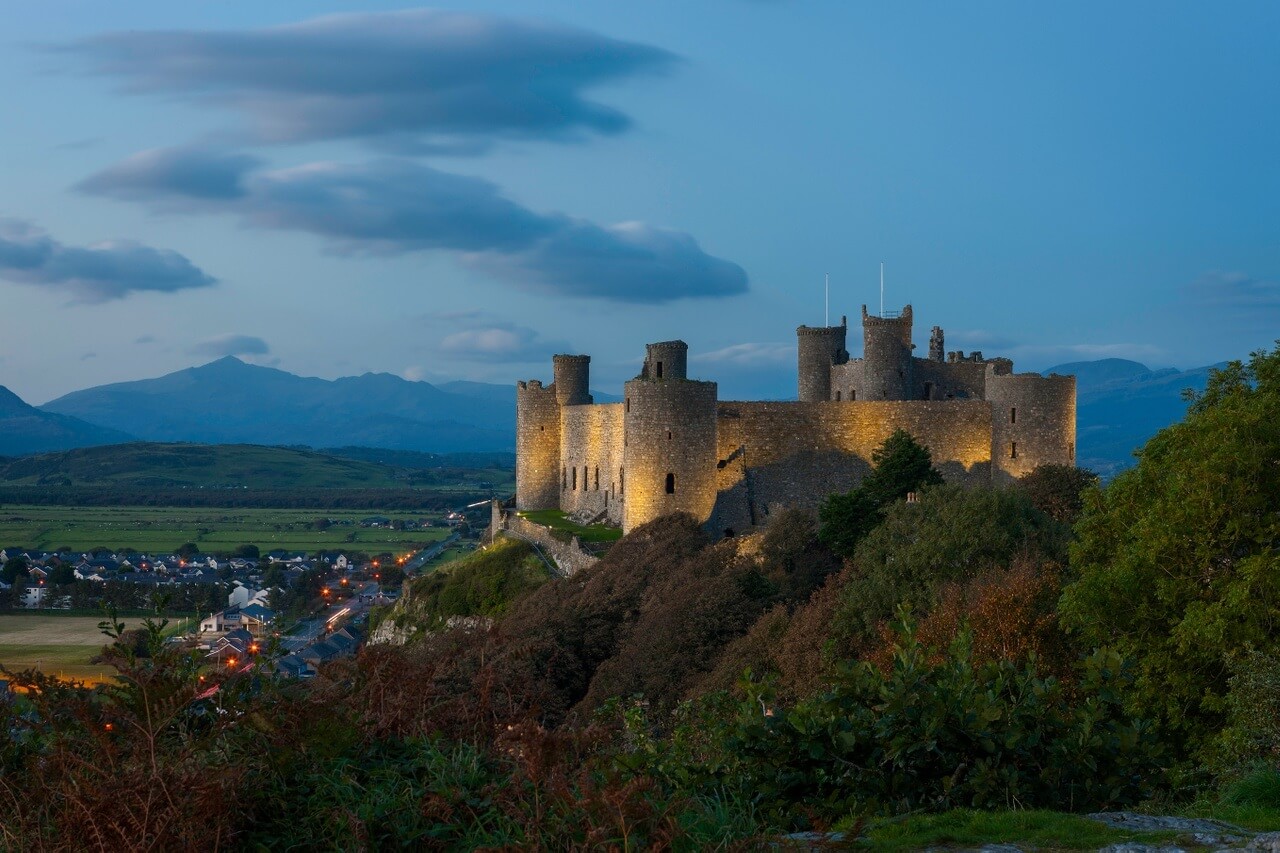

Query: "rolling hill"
left=41, top=357, right=514, bottom=453
left=0, top=385, right=135, bottom=456
left=1043, top=358, right=1218, bottom=476
left=0, top=443, right=431, bottom=489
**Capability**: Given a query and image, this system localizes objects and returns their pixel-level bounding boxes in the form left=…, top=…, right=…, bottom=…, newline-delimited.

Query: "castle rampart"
left=515, top=303, right=1075, bottom=535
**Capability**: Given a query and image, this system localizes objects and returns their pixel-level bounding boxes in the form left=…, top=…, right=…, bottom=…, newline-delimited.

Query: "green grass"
left=849, top=809, right=1182, bottom=850
left=517, top=509, right=623, bottom=543
left=0, top=505, right=456, bottom=554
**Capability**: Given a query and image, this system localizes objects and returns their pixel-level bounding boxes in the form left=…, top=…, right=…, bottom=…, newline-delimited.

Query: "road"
left=281, top=581, right=380, bottom=652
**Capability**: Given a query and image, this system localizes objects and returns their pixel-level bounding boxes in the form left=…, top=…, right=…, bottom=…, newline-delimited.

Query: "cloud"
left=79, top=147, right=259, bottom=201
left=0, top=219, right=216, bottom=302
left=134, top=335, right=156, bottom=344
left=1186, top=271, right=1280, bottom=316
left=695, top=342, right=794, bottom=367
left=63, top=10, right=675, bottom=152
left=80, top=152, right=748, bottom=303
left=437, top=323, right=571, bottom=363
left=188, top=334, right=269, bottom=358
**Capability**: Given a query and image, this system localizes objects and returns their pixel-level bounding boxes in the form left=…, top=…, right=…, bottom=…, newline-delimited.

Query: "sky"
left=1, top=1, right=1278, bottom=403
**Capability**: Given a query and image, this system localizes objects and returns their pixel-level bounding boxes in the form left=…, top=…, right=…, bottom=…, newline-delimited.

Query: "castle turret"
left=986, top=367, right=1077, bottom=484
left=861, top=304, right=914, bottom=400
left=515, top=379, right=562, bottom=510
left=553, top=354, right=592, bottom=406
left=622, top=340, right=718, bottom=532
left=640, top=341, right=688, bottom=381
left=796, top=317, right=849, bottom=402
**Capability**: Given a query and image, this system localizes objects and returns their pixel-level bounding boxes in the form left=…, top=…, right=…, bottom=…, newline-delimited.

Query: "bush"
left=706, top=626, right=1161, bottom=824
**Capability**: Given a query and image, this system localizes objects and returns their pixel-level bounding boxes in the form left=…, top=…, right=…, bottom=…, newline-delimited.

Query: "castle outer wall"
left=515, top=303, right=1075, bottom=535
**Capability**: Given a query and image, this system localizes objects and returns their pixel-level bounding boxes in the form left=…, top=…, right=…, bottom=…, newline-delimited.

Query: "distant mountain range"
left=39, top=356, right=515, bottom=453
left=0, top=355, right=1220, bottom=473
left=1043, top=358, right=1217, bottom=476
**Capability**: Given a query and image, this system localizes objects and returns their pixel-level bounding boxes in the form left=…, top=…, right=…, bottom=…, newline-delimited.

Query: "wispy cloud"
left=188, top=334, right=269, bottom=359
left=81, top=152, right=748, bottom=303
left=0, top=218, right=215, bottom=302
left=695, top=342, right=794, bottom=366
left=62, top=10, right=675, bottom=153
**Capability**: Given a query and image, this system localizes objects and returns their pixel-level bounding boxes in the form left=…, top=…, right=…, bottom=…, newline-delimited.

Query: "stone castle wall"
left=515, top=380, right=561, bottom=511
left=622, top=378, right=719, bottom=532
left=986, top=369, right=1076, bottom=483
left=559, top=402, right=624, bottom=523
left=706, top=399, right=994, bottom=534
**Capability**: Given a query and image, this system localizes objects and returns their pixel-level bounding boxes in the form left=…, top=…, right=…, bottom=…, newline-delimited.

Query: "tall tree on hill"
left=1059, top=343, right=1280, bottom=759
left=819, top=429, right=943, bottom=557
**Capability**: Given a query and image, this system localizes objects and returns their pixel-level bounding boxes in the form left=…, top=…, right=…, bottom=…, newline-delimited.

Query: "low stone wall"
left=489, top=501, right=598, bottom=577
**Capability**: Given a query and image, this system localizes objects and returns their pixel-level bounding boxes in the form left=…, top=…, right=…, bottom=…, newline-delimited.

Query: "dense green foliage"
left=819, top=429, right=943, bottom=557
left=1016, top=463, right=1099, bottom=524
left=832, top=484, right=1068, bottom=653
left=1059, top=344, right=1280, bottom=758
left=394, top=538, right=550, bottom=626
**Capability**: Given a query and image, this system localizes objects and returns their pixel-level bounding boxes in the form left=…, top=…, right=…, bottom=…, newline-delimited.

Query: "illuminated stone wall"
left=704, top=399, right=994, bottom=532
left=986, top=369, right=1077, bottom=483
left=559, top=402, right=624, bottom=521
left=621, top=378, right=719, bottom=533
left=515, top=380, right=561, bottom=510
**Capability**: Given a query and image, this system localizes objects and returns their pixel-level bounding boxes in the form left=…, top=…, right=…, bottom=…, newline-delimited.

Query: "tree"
left=819, top=429, right=943, bottom=557
left=233, top=544, right=260, bottom=559
left=177, top=542, right=200, bottom=559
left=1017, top=463, right=1098, bottom=524
left=1, top=556, right=29, bottom=585
left=1059, top=344, right=1280, bottom=758
left=48, top=563, right=76, bottom=586
left=831, top=484, right=1066, bottom=653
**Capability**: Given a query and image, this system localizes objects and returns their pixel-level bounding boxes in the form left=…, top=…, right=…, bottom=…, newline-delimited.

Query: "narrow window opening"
left=583, top=466, right=588, bottom=491
left=539, top=425, right=544, bottom=432
left=723, top=528, right=735, bottom=538
left=656, top=361, right=664, bottom=379
left=1069, top=442, right=1075, bottom=462
left=562, top=467, right=567, bottom=489
left=619, top=467, right=624, bottom=494
left=667, top=430, right=672, bottom=440
left=851, top=389, right=856, bottom=401
left=835, top=390, right=841, bottom=401
left=594, top=466, right=599, bottom=490
left=625, top=397, right=630, bottom=412
left=1010, top=442, right=1018, bottom=459
left=1010, top=407, right=1017, bottom=424
left=665, top=472, right=675, bottom=494
left=923, top=382, right=933, bottom=400
left=571, top=467, right=577, bottom=490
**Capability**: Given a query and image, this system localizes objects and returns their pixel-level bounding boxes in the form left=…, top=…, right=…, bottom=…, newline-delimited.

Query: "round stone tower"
left=986, top=369, right=1077, bottom=484
left=515, top=379, right=562, bottom=510
left=622, top=341, right=717, bottom=532
left=641, top=340, right=688, bottom=381
left=796, top=317, right=849, bottom=402
left=861, top=304, right=914, bottom=400
left=553, top=354, right=592, bottom=406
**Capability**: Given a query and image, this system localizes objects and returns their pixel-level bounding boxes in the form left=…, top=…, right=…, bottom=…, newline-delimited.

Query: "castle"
left=516, top=305, right=1075, bottom=536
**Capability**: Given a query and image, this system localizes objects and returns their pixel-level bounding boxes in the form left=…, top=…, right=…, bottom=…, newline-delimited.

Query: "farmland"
left=0, top=614, right=164, bottom=684
left=0, top=505, right=458, bottom=555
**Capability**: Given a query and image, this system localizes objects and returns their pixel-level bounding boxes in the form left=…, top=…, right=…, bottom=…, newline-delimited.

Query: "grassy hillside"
left=0, top=443, right=435, bottom=489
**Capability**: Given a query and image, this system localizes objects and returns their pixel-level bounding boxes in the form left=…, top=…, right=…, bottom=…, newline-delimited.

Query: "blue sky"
left=2, top=1, right=1277, bottom=402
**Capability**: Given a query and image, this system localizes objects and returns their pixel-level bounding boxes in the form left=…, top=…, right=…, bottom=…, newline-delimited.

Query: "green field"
left=516, top=509, right=623, bottom=543
left=0, top=443, right=514, bottom=490
left=0, top=505, right=457, bottom=555
left=0, top=614, right=149, bottom=683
